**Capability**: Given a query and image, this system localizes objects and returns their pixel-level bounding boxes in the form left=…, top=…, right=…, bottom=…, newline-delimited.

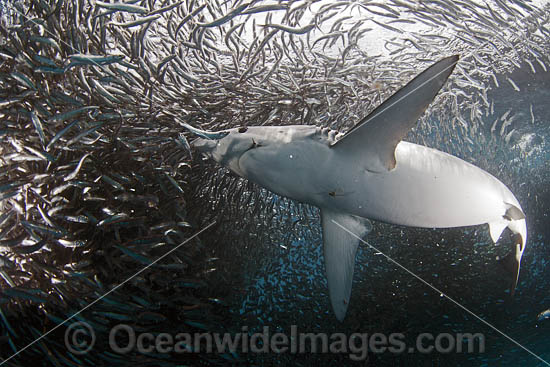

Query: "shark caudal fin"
left=493, top=204, right=527, bottom=296
left=320, top=209, right=372, bottom=321
left=498, top=242, right=520, bottom=296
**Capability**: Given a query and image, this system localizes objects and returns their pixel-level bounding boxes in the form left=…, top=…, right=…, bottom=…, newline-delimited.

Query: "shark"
left=185, top=55, right=527, bottom=321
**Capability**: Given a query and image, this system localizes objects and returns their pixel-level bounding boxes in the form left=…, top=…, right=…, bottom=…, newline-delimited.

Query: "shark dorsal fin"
left=331, top=55, right=459, bottom=173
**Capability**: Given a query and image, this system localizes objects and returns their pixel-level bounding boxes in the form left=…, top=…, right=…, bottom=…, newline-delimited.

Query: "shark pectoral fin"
left=320, top=209, right=372, bottom=321
left=488, top=220, right=508, bottom=243
left=331, top=55, right=459, bottom=173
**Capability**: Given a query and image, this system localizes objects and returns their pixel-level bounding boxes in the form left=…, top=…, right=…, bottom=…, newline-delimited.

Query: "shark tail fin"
left=493, top=203, right=526, bottom=296
left=498, top=233, right=523, bottom=296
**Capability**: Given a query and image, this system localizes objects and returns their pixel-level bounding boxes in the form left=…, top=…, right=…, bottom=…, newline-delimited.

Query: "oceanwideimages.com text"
left=66, top=322, right=485, bottom=360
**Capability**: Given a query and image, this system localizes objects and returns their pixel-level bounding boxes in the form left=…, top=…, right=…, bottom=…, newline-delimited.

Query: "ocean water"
left=0, top=1, right=549, bottom=366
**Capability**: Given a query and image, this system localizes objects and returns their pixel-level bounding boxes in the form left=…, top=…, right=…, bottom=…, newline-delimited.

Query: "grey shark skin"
left=188, top=55, right=527, bottom=321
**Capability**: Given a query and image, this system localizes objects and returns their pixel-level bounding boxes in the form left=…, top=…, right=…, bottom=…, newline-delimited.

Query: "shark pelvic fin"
left=331, top=55, right=459, bottom=173
left=320, top=209, right=372, bottom=321
left=488, top=220, right=508, bottom=243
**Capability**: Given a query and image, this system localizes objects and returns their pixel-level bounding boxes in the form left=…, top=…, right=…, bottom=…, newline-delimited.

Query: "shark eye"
left=238, top=127, right=248, bottom=133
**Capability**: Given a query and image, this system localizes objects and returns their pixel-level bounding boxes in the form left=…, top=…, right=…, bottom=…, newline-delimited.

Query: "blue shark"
left=186, top=55, right=527, bottom=321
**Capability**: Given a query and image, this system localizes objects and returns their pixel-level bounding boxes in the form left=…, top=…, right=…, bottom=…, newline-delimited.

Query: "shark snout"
left=191, top=137, right=217, bottom=154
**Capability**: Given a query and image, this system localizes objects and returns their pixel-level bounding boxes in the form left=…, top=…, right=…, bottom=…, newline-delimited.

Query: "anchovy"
left=371, top=18, right=403, bottom=33
left=175, top=3, right=207, bottom=39
left=176, top=133, right=193, bottom=158
left=57, top=239, right=86, bottom=248
left=28, top=36, right=61, bottom=52
left=196, top=2, right=250, bottom=28
left=536, top=58, right=547, bottom=72
left=3, top=288, right=48, bottom=303
left=23, top=145, right=55, bottom=162
left=261, top=23, right=316, bottom=35
left=242, top=4, right=288, bottom=15
left=110, top=14, right=161, bottom=28
left=12, top=239, right=47, bottom=254
left=95, top=1, right=148, bottom=14
left=35, top=66, right=66, bottom=74
left=67, top=54, right=124, bottom=67
left=115, top=245, right=152, bottom=265
left=64, top=153, right=91, bottom=181
left=148, top=1, right=186, bottom=16
left=506, top=77, right=520, bottom=92
left=50, top=106, right=98, bottom=122
left=101, top=175, right=125, bottom=191
left=538, top=309, right=550, bottom=321
left=65, top=122, right=104, bottom=146
left=26, top=111, right=47, bottom=148
left=32, top=54, right=58, bottom=67
left=181, top=123, right=229, bottom=140
left=10, top=72, right=37, bottom=90
left=21, top=221, right=67, bottom=238
left=45, top=121, right=78, bottom=151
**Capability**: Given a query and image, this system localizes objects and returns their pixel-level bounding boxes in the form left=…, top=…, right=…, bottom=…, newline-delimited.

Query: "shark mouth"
left=236, top=139, right=261, bottom=175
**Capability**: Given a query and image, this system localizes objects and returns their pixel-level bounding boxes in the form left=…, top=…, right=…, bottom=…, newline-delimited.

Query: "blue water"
left=224, top=65, right=550, bottom=366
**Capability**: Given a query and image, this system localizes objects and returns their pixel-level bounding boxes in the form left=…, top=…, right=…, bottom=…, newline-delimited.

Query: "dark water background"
left=193, top=61, right=550, bottom=367
left=208, top=47, right=550, bottom=367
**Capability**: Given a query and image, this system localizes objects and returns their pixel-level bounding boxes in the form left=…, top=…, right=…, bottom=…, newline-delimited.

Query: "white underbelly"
left=325, top=142, right=518, bottom=228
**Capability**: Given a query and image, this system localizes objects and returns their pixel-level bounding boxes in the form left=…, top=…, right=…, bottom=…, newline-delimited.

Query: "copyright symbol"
left=65, top=321, right=95, bottom=355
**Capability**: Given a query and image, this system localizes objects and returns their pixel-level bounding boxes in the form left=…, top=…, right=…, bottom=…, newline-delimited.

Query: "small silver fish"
left=537, top=309, right=550, bottom=321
